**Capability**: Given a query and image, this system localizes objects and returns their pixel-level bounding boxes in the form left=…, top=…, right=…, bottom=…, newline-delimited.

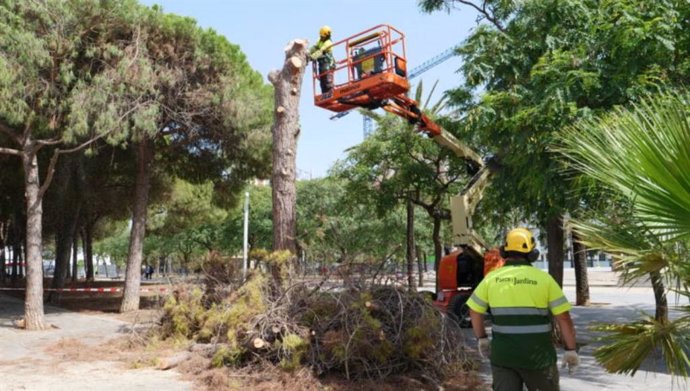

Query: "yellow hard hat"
left=504, top=228, right=536, bottom=253
left=319, top=25, right=332, bottom=39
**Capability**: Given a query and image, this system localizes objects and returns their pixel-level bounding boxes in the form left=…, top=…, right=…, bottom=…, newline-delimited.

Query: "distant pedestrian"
left=146, top=264, right=154, bottom=280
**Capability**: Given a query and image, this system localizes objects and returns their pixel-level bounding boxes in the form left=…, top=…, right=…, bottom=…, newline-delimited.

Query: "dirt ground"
left=0, top=279, right=486, bottom=391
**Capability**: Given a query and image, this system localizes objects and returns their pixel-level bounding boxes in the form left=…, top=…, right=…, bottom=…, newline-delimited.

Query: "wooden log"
left=157, top=352, right=192, bottom=370
left=252, top=337, right=267, bottom=349
left=365, top=301, right=381, bottom=311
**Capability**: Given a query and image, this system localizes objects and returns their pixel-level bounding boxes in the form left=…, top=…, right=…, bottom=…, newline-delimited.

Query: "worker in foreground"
left=309, top=25, right=335, bottom=94
left=467, top=228, right=579, bottom=391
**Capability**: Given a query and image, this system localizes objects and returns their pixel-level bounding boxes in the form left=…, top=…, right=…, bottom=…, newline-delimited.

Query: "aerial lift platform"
left=312, top=24, right=503, bottom=327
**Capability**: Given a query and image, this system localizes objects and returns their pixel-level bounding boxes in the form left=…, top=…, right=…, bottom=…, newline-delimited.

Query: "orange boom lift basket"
left=312, top=24, right=409, bottom=113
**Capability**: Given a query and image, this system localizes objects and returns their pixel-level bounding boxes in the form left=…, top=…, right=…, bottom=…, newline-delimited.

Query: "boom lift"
left=312, top=25, right=503, bottom=326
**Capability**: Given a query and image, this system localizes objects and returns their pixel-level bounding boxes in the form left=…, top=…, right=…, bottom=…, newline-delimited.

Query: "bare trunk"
left=268, top=39, right=308, bottom=287
left=22, top=150, right=48, bottom=330
left=83, top=227, right=94, bottom=281
left=0, top=226, right=5, bottom=282
left=50, top=205, right=80, bottom=302
left=49, top=229, right=71, bottom=303
left=650, top=271, right=668, bottom=323
left=11, top=243, right=19, bottom=282
left=268, top=39, right=308, bottom=257
left=120, top=140, right=153, bottom=313
left=571, top=232, right=590, bottom=306
left=406, top=198, right=415, bottom=291
left=432, top=216, right=442, bottom=292
left=71, top=234, right=78, bottom=282
left=546, top=215, right=565, bottom=287
left=18, top=242, right=24, bottom=278
left=416, top=245, right=423, bottom=287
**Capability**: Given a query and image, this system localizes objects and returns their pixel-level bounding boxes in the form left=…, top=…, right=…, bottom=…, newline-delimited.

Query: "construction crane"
left=311, top=25, right=501, bottom=327
left=329, top=42, right=459, bottom=138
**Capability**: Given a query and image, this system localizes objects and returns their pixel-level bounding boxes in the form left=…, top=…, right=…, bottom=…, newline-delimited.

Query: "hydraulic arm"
left=381, top=94, right=496, bottom=257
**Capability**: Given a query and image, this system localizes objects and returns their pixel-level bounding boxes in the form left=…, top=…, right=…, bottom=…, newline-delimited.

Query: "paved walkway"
left=0, top=294, right=191, bottom=391
left=467, top=284, right=687, bottom=391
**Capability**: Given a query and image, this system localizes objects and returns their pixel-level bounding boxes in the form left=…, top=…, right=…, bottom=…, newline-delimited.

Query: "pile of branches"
left=157, top=257, right=468, bottom=384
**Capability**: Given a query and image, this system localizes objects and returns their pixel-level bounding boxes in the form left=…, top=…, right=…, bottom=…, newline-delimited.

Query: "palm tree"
left=559, top=92, right=690, bottom=377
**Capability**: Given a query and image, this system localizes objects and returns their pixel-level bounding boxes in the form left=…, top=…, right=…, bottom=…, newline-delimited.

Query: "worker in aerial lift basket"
left=309, top=25, right=335, bottom=95
left=467, top=227, right=579, bottom=391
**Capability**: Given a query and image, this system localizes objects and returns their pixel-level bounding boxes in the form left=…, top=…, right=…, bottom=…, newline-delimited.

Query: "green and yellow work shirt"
left=467, top=261, right=572, bottom=370
left=310, top=39, right=334, bottom=68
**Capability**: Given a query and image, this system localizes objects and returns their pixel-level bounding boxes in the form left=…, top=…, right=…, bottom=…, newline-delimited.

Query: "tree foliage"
left=420, top=0, right=690, bottom=221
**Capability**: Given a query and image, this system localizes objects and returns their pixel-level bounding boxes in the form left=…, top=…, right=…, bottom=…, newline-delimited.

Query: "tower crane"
left=328, top=42, right=460, bottom=138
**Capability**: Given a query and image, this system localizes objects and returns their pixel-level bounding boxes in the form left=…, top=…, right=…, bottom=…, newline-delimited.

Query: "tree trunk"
left=432, top=216, right=442, bottom=292
left=0, top=223, right=6, bottom=282
left=571, top=232, right=590, bottom=306
left=650, top=270, right=668, bottom=323
left=83, top=227, right=94, bottom=282
left=11, top=243, right=19, bottom=282
left=120, top=140, right=153, bottom=313
left=71, top=234, right=79, bottom=282
left=50, top=204, right=80, bottom=302
left=49, top=228, right=71, bottom=302
left=268, top=39, right=308, bottom=287
left=416, top=245, right=424, bottom=287
left=18, top=244, right=24, bottom=278
left=546, top=214, right=565, bottom=287
left=268, top=39, right=308, bottom=257
left=21, top=149, right=48, bottom=330
left=406, top=198, right=416, bottom=291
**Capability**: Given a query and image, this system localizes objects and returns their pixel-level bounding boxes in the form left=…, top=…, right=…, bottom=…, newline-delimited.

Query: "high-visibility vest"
left=467, top=261, right=572, bottom=369
left=310, top=39, right=334, bottom=69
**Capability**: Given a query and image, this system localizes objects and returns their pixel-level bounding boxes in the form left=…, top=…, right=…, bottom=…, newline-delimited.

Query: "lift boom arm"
left=381, top=95, right=495, bottom=257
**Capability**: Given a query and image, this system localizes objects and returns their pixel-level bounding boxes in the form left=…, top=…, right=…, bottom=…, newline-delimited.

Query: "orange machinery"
left=312, top=24, right=502, bottom=327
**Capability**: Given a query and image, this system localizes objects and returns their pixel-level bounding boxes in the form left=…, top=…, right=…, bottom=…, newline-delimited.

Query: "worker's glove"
left=562, top=350, right=580, bottom=375
left=310, top=50, right=322, bottom=61
left=477, top=337, right=491, bottom=360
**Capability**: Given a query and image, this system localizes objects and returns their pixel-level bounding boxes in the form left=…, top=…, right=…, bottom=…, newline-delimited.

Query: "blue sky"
left=141, top=0, right=479, bottom=178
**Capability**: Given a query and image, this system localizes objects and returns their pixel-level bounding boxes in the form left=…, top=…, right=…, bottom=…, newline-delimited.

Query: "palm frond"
left=590, top=316, right=690, bottom=377
left=560, top=92, right=690, bottom=241
left=414, top=81, right=423, bottom=104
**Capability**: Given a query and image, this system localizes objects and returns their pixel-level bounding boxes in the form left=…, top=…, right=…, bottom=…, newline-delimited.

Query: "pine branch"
left=0, top=147, right=21, bottom=156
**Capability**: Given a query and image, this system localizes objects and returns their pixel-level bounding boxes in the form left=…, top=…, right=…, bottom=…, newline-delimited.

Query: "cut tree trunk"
left=21, top=148, right=48, bottom=330
left=546, top=214, right=565, bottom=287
left=120, top=139, right=153, bottom=313
left=406, top=197, right=416, bottom=291
left=571, top=232, right=590, bottom=306
left=268, top=38, right=308, bottom=255
left=268, top=38, right=308, bottom=285
left=157, top=352, right=192, bottom=370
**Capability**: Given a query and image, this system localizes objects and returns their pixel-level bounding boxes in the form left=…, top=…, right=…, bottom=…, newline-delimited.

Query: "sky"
left=141, top=0, right=479, bottom=178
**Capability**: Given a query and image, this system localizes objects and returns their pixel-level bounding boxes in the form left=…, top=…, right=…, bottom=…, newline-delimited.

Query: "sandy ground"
left=0, top=294, right=192, bottom=391
left=1, top=270, right=687, bottom=391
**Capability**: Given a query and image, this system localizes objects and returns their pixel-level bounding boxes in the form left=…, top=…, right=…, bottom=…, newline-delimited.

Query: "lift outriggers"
left=312, top=24, right=503, bottom=327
